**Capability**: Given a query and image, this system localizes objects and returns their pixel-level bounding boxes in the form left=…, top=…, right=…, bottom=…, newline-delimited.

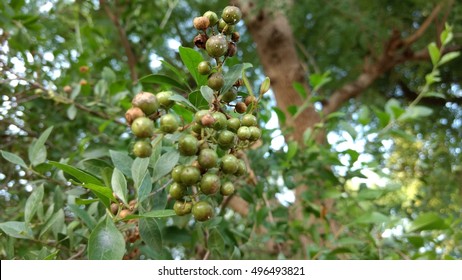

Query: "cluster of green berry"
left=124, top=6, right=267, bottom=222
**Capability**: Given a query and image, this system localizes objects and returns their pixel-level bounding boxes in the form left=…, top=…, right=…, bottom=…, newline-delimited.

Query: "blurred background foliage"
left=0, top=0, right=461, bottom=259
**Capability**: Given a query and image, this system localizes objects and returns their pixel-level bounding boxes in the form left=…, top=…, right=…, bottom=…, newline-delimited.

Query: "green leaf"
left=373, top=107, right=390, bottom=128
left=178, top=46, right=207, bottom=86
left=68, top=204, right=97, bottom=230
left=354, top=212, right=389, bottom=224
left=66, top=104, right=77, bottom=120
left=39, top=209, right=64, bottom=238
left=407, top=212, right=449, bottom=232
left=88, top=216, right=125, bottom=260
left=428, top=42, right=440, bottom=66
left=209, top=228, right=225, bottom=252
left=438, top=51, right=460, bottom=66
left=358, top=105, right=370, bottom=125
left=423, top=92, right=445, bottom=99
left=24, top=184, right=44, bottom=223
left=28, top=126, right=53, bottom=166
left=189, top=90, right=209, bottom=110
left=152, top=150, right=180, bottom=182
left=310, top=71, right=332, bottom=91
left=169, top=93, right=198, bottom=111
left=102, top=67, right=116, bottom=84
left=0, top=221, right=34, bottom=239
left=293, top=82, right=307, bottom=99
left=385, top=98, right=404, bottom=119
left=137, top=74, right=188, bottom=91
left=1, top=150, right=28, bottom=169
left=440, top=24, right=453, bottom=46
left=200, top=85, right=214, bottom=104
left=139, top=218, right=162, bottom=252
left=138, top=172, right=153, bottom=203
left=222, top=63, right=250, bottom=94
left=109, top=150, right=133, bottom=178
left=111, top=168, right=128, bottom=205
left=132, top=157, right=149, bottom=190
left=49, top=161, right=102, bottom=185
left=286, top=141, right=298, bottom=161
left=94, top=79, right=108, bottom=98
left=84, top=183, right=115, bottom=208
left=399, top=106, right=433, bottom=121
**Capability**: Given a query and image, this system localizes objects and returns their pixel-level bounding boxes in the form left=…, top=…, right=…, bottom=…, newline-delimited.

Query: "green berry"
left=194, top=110, right=210, bottom=124
left=241, top=114, right=257, bottom=127
left=198, top=61, right=212, bottom=75
left=157, top=91, right=174, bottom=108
left=221, top=88, right=237, bottom=103
left=200, top=173, right=221, bottom=195
left=235, top=159, right=247, bottom=176
left=205, top=35, right=228, bottom=58
left=131, top=117, right=154, bottom=138
left=174, top=200, right=192, bottom=216
left=220, top=181, right=235, bottom=196
left=171, top=165, right=184, bottom=183
left=133, top=140, right=152, bottom=158
left=249, top=126, right=262, bottom=141
left=178, top=134, right=198, bottom=156
left=218, top=18, right=235, bottom=35
left=212, top=111, right=227, bottom=130
left=192, top=201, right=213, bottom=221
left=221, top=154, right=239, bottom=174
left=160, top=114, right=179, bottom=133
left=207, top=72, right=224, bottom=91
left=198, top=148, right=218, bottom=169
left=226, top=118, right=241, bottom=132
left=222, top=6, right=242, bottom=24
left=217, top=130, right=236, bottom=149
left=237, top=126, right=251, bottom=140
left=180, top=166, right=201, bottom=186
left=169, top=182, right=186, bottom=200
left=203, top=11, right=219, bottom=26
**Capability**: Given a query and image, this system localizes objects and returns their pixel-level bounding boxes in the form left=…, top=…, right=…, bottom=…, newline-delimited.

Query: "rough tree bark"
left=232, top=0, right=454, bottom=257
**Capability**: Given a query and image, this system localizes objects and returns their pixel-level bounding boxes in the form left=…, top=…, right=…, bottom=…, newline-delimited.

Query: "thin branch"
left=100, top=0, right=138, bottom=82
left=403, top=4, right=443, bottom=47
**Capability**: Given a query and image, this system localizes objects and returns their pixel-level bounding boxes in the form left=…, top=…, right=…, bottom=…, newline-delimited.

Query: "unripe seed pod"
left=203, top=11, right=219, bottom=26
left=132, top=92, right=159, bottom=115
left=125, top=107, right=145, bottom=125
left=212, top=112, right=227, bottom=130
left=198, top=148, right=218, bottom=169
left=160, top=113, right=179, bottom=133
left=205, top=35, right=228, bottom=58
left=157, top=91, right=174, bottom=108
left=241, top=114, right=257, bottom=127
left=131, top=117, right=154, bottom=138
left=218, top=19, right=235, bottom=35
left=171, top=165, right=184, bottom=183
left=110, top=203, right=119, bottom=215
left=237, top=126, right=251, bottom=140
left=194, top=110, right=210, bottom=123
left=226, top=117, right=241, bottom=132
left=217, top=130, right=236, bottom=148
left=235, top=102, right=247, bottom=114
left=249, top=126, right=262, bottom=141
left=63, top=85, right=72, bottom=94
left=192, top=201, right=213, bottom=221
left=220, top=181, right=235, bottom=196
left=174, top=200, right=192, bottom=216
left=79, top=66, right=89, bottom=73
left=133, top=140, right=152, bottom=158
left=178, top=134, right=199, bottom=156
left=207, top=72, right=224, bottom=91
left=169, top=182, right=186, bottom=200
left=221, top=154, right=239, bottom=174
left=259, top=77, right=271, bottom=95
left=198, top=61, right=212, bottom=75
left=180, top=166, right=201, bottom=186
left=193, top=16, right=210, bottom=30
left=221, top=88, right=237, bottom=103
left=235, top=159, right=247, bottom=176
left=200, top=173, right=221, bottom=195
left=222, top=6, right=242, bottom=24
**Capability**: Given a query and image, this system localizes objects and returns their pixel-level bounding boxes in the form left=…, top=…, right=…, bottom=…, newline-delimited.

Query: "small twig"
left=202, top=228, right=210, bottom=260
left=68, top=245, right=86, bottom=260
left=147, top=178, right=172, bottom=198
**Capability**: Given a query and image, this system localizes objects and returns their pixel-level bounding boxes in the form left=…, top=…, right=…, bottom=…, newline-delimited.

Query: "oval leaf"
left=111, top=168, right=128, bottom=205
left=1, top=150, right=28, bottom=169
left=139, top=217, right=162, bottom=252
left=49, top=161, right=103, bottom=185
left=0, top=221, right=34, bottom=239
left=25, top=184, right=44, bottom=223
left=407, top=212, right=448, bottom=232
left=152, top=150, right=179, bottom=182
left=88, top=216, right=125, bottom=260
